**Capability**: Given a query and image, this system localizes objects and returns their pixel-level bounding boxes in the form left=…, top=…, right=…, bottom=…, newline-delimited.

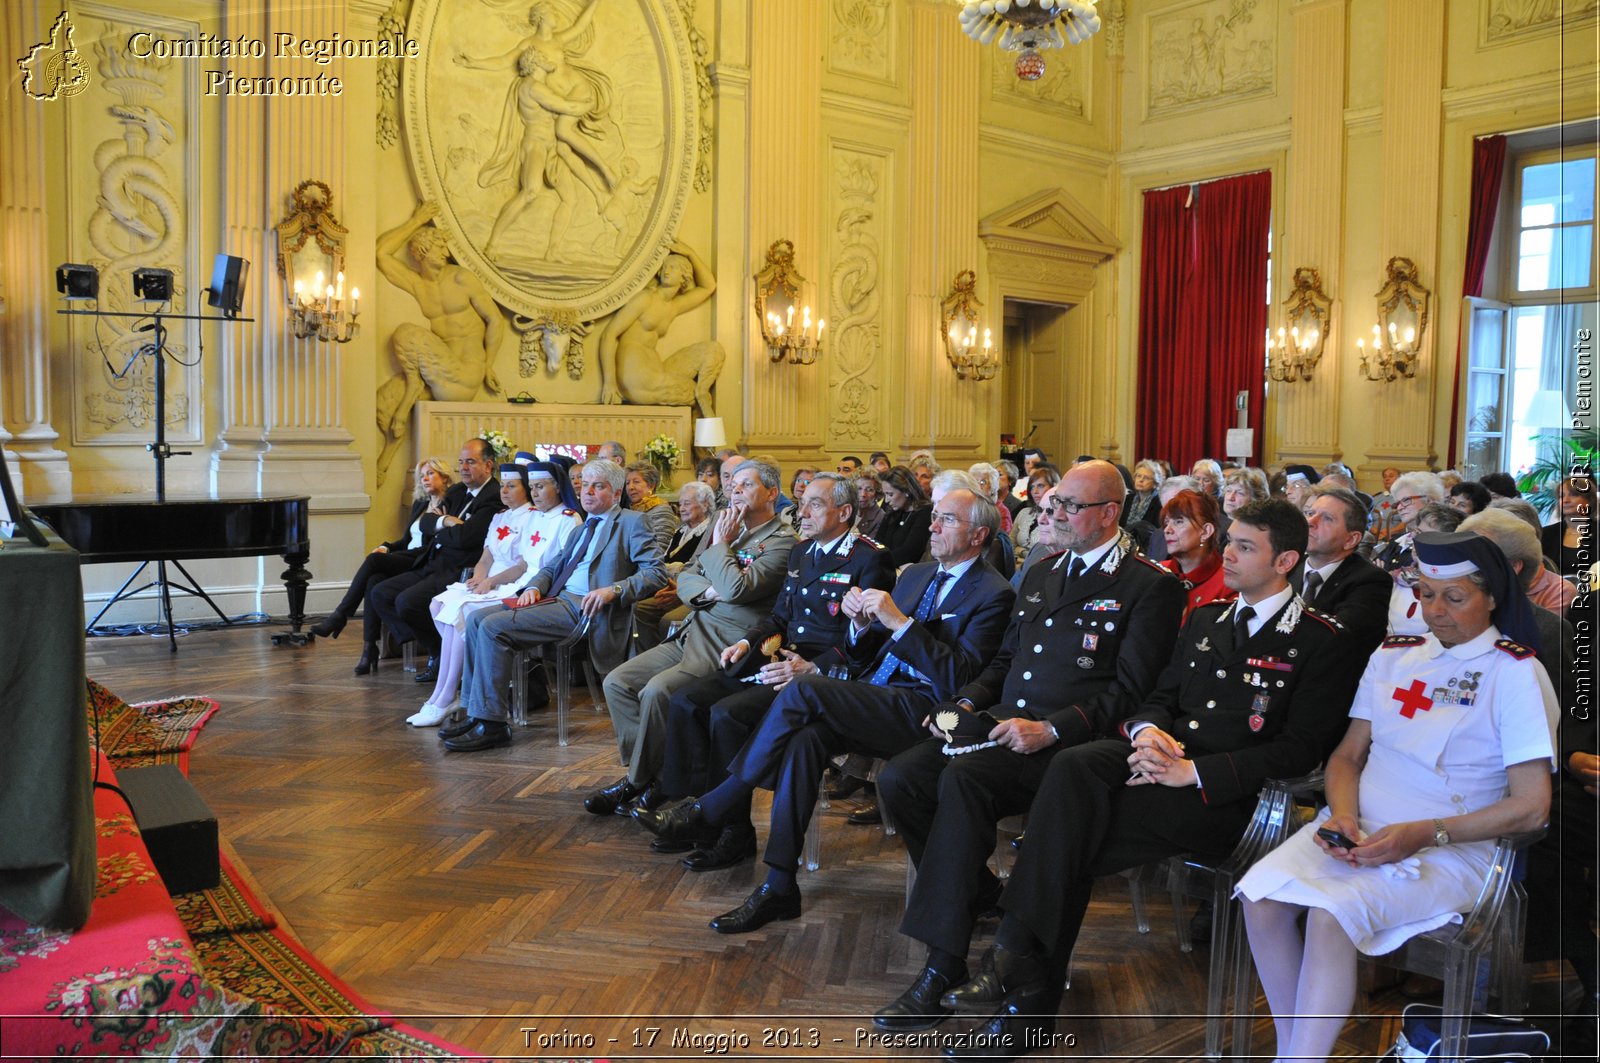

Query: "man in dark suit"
left=636, top=487, right=1015, bottom=933
left=873, top=461, right=1187, bottom=1030
left=941, top=500, right=1360, bottom=1060
left=367, top=438, right=505, bottom=667
left=647, top=473, right=897, bottom=869
left=1301, top=485, right=1393, bottom=656
left=440, top=459, right=666, bottom=752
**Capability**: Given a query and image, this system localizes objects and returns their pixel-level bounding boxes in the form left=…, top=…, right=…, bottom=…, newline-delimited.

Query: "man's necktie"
left=1066, top=556, right=1086, bottom=580
left=550, top=516, right=602, bottom=595
left=1234, top=604, right=1257, bottom=645
left=1303, top=571, right=1323, bottom=602
left=868, top=571, right=950, bottom=686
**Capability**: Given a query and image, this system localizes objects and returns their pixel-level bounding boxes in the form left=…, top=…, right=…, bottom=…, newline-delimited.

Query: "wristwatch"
left=1432, top=818, right=1451, bottom=847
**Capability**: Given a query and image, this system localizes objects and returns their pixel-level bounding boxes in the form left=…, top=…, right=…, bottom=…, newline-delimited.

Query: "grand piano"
left=28, top=495, right=311, bottom=652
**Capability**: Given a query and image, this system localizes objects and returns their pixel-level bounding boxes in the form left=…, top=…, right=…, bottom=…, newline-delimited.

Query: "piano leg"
left=272, top=548, right=314, bottom=647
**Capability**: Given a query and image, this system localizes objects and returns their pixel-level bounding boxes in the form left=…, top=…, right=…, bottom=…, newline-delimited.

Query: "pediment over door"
left=978, top=188, right=1120, bottom=303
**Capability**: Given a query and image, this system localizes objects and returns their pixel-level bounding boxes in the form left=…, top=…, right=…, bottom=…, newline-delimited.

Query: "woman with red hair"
left=1158, top=488, right=1236, bottom=618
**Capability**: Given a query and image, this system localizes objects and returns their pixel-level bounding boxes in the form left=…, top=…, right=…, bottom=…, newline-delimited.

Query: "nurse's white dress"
left=1236, top=625, right=1557, bottom=955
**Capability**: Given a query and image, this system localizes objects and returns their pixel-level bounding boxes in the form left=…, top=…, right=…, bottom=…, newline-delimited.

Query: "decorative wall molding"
left=1441, top=70, right=1577, bottom=120
left=827, top=147, right=888, bottom=444
left=1480, top=0, right=1598, bottom=47
left=1144, top=0, right=1277, bottom=119
left=988, top=39, right=1088, bottom=119
left=827, top=0, right=896, bottom=84
left=1117, top=121, right=1291, bottom=173
left=978, top=124, right=1115, bottom=169
left=818, top=89, right=913, bottom=127
left=69, top=3, right=202, bottom=449
left=1343, top=104, right=1382, bottom=136
left=977, top=187, right=1121, bottom=292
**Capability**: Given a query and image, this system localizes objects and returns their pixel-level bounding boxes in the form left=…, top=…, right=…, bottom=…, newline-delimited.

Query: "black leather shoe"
left=584, top=777, right=641, bottom=816
left=633, top=800, right=709, bottom=843
left=941, top=958, right=1003, bottom=1012
left=650, top=834, right=699, bottom=854
left=354, top=644, right=378, bottom=676
left=847, top=803, right=882, bottom=826
left=683, top=825, right=756, bottom=871
left=438, top=714, right=478, bottom=740
left=414, top=657, right=438, bottom=683
left=874, top=966, right=960, bottom=1031
left=618, top=784, right=667, bottom=816
left=309, top=613, right=346, bottom=639
left=441, top=720, right=512, bottom=752
left=939, top=999, right=1052, bottom=1060
left=825, top=773, right=868, bottom=800
left=972, top=876, right=1004, bottom=922
left=709, top=883, right=801, bottom=934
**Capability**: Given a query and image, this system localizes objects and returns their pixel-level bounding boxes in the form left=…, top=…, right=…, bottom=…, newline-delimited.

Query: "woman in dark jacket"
left=875, top=465, right=932, bottom=567
left=310, top=458, right=454, bottom=639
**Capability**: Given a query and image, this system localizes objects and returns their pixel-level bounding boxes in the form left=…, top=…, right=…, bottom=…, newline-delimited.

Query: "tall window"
left=1463, top=138, right=1598, bottom=478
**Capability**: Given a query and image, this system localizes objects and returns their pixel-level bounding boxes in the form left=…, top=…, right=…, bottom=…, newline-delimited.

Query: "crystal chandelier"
left=957, top=1, right=1103, bottom=82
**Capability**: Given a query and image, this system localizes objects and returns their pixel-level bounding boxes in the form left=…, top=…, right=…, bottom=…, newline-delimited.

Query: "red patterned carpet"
left=0, top=682, right=515, bottom=1060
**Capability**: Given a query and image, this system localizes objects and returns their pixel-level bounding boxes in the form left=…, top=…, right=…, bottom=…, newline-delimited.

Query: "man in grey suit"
left=588, top=459, right=797, bottom=814
left=442, top=459, right=667, bottom=752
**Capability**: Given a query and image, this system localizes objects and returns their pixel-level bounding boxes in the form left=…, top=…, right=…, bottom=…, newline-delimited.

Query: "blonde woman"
left=312, top=458, right=454, bottom=642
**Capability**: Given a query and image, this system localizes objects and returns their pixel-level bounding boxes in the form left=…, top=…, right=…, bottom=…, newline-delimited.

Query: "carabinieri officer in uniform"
left=648, top=472, right=896, bottom=870
left=939, top=498, right=1362, bottom=1061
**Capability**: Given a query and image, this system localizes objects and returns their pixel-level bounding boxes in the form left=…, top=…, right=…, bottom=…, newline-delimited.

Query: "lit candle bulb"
left=786, top=305, right=795, bottom=329
left=816, top=319, right=824, bottom=340
left=350, top=287, right=359, bottom=316
left=336, top=271, right=344, bottom=302
left=982, top=327, right=992, bottom=349
left=802, top=306, right=812, bottom=335
left=1403, top=327, right=1415, bottom=344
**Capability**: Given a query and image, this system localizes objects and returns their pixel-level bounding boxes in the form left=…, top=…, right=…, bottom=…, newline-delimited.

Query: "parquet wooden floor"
left=84, top=624, right=1582, bottom=1060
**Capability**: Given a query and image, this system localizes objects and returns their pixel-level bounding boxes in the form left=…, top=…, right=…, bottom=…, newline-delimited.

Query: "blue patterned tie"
left=550, top=516, right=602, bottom=595
left=867, top=570, right=949, bottom=686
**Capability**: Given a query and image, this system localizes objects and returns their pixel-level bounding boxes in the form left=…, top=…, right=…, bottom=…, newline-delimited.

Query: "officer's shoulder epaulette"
left=560, top=508, right=578, bottom=516
left=1195, top=599, right=1235, bottom=621
left=1495, top=638, right=1536, bottom=660
left=1129, top=552, right=1171, bottom=575
left=855, top=535, right=887, bottom=551
left=1381, top=635, right=1425, bottom=649
left=1301, top=604, right=1344, bottom=631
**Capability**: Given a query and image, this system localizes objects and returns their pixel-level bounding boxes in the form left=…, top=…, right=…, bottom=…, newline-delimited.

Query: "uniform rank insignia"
left=1249, top=693, right=1270, bottom=732
left=1077, top=656, right=1094, bottom=669
left=1195, top=637, right=1211, bottom=652
left=1026, top=591, right=1043, bottom=603
left=1247, top=656, right=1294, bottom=672
left=1494, top=638, right=1535, bottom=660
left=1082, top=633, right=1098, bottom=651
left=736, top=549, right=755, bottom=568
left=821, top=571, right=852, bottom=584
left=828, top=601, right=840, bottom=616
left=1086, top=599, right=1121, bottom=612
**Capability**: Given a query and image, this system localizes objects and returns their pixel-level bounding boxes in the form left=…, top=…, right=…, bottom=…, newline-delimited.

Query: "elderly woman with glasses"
left=1370, top=471, right=1446, bottom=573
left=1238, top=532, right=1556, bottom=1063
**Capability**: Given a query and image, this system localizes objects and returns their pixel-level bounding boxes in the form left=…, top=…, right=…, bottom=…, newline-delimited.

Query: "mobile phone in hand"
left=1316, top=826, right=1356, bottom=850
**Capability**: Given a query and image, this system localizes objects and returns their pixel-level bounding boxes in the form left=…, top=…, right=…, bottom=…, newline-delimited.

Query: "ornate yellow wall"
left=1, top=0, right=1594, bottom=620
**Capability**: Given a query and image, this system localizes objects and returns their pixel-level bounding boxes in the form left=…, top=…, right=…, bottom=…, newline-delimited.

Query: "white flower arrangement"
left=479, top=427, right=518, bottom=462
left=641, top=433, right=682, bottom=470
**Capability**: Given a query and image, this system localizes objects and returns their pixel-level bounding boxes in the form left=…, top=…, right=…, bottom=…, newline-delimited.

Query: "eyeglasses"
left=1044, top=496, right=1116, bottom=517
left=929, top=510, right=972, bottom=528
left=1393, top=494, right=1423, bottom=508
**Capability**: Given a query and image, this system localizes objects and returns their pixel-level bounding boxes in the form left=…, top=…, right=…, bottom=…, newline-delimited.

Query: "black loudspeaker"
left=131, top=267, right=174, bottom=302
left=206, top=253, right=249, bottom=316
left=115, top=765, right=220, bottom=895
left=55, top=262, right=99, bottom=299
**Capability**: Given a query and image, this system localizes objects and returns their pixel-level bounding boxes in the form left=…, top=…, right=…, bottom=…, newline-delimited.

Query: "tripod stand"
left=61, top=307, right=253, bottom=649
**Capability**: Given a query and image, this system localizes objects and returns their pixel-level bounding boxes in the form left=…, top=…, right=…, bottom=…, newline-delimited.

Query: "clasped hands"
left=1313, top=811, right=1431, bottom=868
left=842, top=586, right=911, bottom=634
left=1125, top=727, right=1198, bottom=788
left=720, top=640, right=816, bottom=690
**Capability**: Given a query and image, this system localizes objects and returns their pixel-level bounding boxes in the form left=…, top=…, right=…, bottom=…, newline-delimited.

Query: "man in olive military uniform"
left=941, top=499, right=1360, bottom=1061
left=650, top=473, right=896, bottom=869
left=872, top=460, right=1187, bottom=1031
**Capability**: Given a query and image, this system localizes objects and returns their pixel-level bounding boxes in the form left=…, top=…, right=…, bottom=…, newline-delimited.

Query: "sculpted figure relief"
left=458, top=0, right=644, bottom=263
left=375, top=202, right=506, bottom=485
left=597, top=239, right=723, bottom=416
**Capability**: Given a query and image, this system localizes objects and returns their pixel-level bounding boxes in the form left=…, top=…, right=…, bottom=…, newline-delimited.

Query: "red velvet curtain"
left=1135, top=171, right=1271, bottom=467
left=1446, top=135, right=1507, bottom=468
